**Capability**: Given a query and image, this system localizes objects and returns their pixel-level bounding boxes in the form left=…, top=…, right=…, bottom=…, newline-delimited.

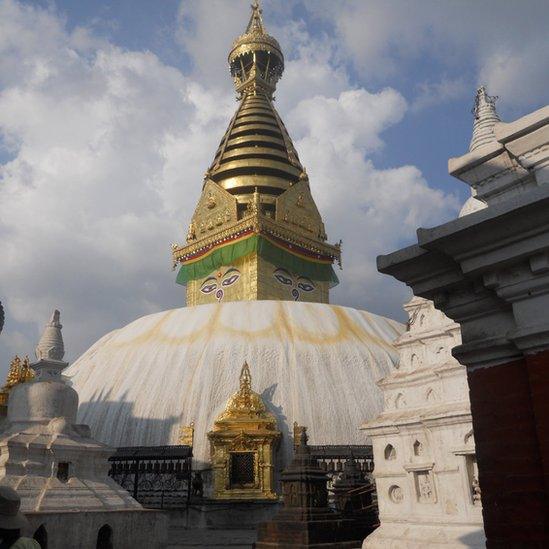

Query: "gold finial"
left=239, top=361, right=252, bottom=393
left=229, top=0, right=284, bottom=99
left=217, top=361, right=269, bottom=420
left=247, top=0, right=264, bottom=34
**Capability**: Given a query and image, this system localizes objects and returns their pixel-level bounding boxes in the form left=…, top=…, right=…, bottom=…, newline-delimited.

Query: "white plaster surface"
left=65, top=301, right=403, bottom=466
left=362, top=297, right=485, bottom=548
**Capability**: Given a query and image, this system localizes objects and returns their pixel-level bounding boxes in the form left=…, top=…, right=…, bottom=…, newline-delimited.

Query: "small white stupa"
left=459, top=86, right=500, bottom=217
left=0, top=310, right=167, bottom=548
left=362, top=88, right=496, bottom=548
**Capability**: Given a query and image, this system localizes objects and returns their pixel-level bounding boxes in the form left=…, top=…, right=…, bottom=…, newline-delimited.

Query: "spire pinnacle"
left=35, top=309, right=65, bottom=363
left=239, top=361, right=252, bottom=393
left=469, top=86, right=501, bottom=152
left=246, top=0, right=265, bottom=34
left=228, top=1, right=284, bottom=98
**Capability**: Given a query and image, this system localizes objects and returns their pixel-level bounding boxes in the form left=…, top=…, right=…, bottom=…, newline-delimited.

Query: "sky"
left=0, top=0, right=548, bottom=373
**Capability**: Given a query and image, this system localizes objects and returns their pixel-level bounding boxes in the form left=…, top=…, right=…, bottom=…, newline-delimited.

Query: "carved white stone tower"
left=361, top=298, right=485, bottom=548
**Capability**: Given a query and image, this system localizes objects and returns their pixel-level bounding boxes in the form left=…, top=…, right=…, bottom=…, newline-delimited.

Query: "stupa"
left=65, top=0, right=403, bottom=499
left=361, top=87, right=498, bottom=549
left=0, top=311, right=166, bottom=548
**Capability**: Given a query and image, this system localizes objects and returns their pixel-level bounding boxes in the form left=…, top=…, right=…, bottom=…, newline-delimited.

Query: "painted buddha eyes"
left=200, top=268, right=241, bottom=301
left=200, top=281, right=218, bottom=294
left=274, top=272, right=293, bottom=286
left=297, top=280, right=314, bottom=292
left=222, top=272, right=240, bottom=286
left=273, top=268, right=315, bottom=301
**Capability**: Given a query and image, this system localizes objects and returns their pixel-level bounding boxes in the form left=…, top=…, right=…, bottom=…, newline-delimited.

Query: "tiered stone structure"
left=255, top=430, right=361, bottom=548
left=0, top=311, right=166, bottom=548
left=362, top=297, right=484, bottom=548
left=377, top=92, right=549, bottom=547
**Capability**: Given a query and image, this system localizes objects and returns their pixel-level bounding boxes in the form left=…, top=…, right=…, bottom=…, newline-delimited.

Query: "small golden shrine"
left=208, top=362, right=280, bottom=500
left=0, top=355, right=35, bottom=414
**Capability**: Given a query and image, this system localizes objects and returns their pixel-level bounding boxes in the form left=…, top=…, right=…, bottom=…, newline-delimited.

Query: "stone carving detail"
left=415, top=471, right=435, bottom=503
left=389, top=485, right=403, bottom=503
left=384, top=444, right=396, bottom=460
left=413, top=440, right=424, bottom=456
left=395, top=393, right=405, bottom=409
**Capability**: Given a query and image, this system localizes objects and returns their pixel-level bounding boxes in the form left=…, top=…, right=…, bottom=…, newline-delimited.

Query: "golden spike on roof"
left=246, top=0, right=265, bottom=34
left=217, top=362, right=272, bottom=421
left=229, top=0, right=283, bottom=99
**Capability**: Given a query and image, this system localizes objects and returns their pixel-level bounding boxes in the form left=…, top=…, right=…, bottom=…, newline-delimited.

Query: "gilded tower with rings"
left=172, top=0, right=341, bottom=306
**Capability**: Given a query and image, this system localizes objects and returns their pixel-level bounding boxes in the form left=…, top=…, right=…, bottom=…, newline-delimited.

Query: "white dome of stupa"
left=66, top=300, right=402, bottom=466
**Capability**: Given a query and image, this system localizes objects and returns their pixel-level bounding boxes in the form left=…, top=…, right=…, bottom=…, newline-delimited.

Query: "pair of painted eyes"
left=200, top=271, right=240, bottom=294
left=273, top=272, right=315, bottom=292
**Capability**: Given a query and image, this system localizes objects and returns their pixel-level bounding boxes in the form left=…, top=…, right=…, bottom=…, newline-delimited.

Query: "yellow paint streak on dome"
left=104, top=303, right=396, bottom=351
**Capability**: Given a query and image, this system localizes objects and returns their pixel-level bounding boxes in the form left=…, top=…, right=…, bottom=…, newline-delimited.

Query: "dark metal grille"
left=230, top=452, right=255, bottom=486
left=108, top=445, right=192, bottom=509
left=310, top=445, right=374, bottom=476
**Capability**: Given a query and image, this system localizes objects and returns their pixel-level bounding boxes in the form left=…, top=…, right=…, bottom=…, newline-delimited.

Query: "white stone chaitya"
left=361, top=87, right=506, bottom=548
left=362, top=298, right=485, bottom=548
left=0, top=310, right=167, bottom=548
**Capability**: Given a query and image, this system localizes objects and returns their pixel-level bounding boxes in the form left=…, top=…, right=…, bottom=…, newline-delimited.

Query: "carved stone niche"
left=404, top=462, right=437, bottom=504
left=207, top=362, right=280, bottom=500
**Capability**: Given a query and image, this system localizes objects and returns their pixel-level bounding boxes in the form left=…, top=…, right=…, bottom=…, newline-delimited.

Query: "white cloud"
left=0, top=0, right=458, bottom=373
left=305, top=0, right=549, bottom=111
left=411, top=77, right=467, bottom=113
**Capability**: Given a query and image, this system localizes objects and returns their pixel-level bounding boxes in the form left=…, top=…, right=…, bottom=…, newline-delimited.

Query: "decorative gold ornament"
left=178, top=421, right=195, bottom=447
left=207, top=362, right=280, bottom=500
left=0, top=355, right=35, bottom=413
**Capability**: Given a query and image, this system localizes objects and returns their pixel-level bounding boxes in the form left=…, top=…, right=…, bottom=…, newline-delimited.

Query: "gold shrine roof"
left=213, top=362, right=276, bottom=426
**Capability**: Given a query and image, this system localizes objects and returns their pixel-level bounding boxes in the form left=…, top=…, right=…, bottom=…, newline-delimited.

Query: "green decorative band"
left=176, top=235, right=339, bottom=286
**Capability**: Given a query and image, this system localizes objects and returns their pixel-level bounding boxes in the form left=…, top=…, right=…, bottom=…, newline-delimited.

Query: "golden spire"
left=172, top=1, right=341, bottom=307
left=229, top=0, right=284, bottom=98
left=246, top=0, right=265, bottom=34
left=218, top=362, right=270, bottom=420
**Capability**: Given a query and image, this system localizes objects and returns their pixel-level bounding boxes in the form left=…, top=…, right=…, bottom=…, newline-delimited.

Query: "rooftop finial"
left=35, top=309, right=65, bottom=362
left=469, top=86, right=501, bottom=152
left=228, top=1, right=284, bottom=99
left=247, top=0, right=264, bottom=34
left=239, top=361, right=252, bottom=393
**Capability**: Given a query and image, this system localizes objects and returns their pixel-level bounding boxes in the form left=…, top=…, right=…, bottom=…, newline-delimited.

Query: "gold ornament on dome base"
left=0, top=356, right=35, bottom=413
left=208, top=362, right=280, bottom=501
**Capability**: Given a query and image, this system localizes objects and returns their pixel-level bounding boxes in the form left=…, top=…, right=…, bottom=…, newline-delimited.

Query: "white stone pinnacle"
left=469, top=85, right=501, bottom=152
left=35, top=309, right=65, bottom=362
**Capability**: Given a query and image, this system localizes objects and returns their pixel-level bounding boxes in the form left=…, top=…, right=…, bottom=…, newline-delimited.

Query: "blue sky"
left=0, top=0, right=547, bottom=371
